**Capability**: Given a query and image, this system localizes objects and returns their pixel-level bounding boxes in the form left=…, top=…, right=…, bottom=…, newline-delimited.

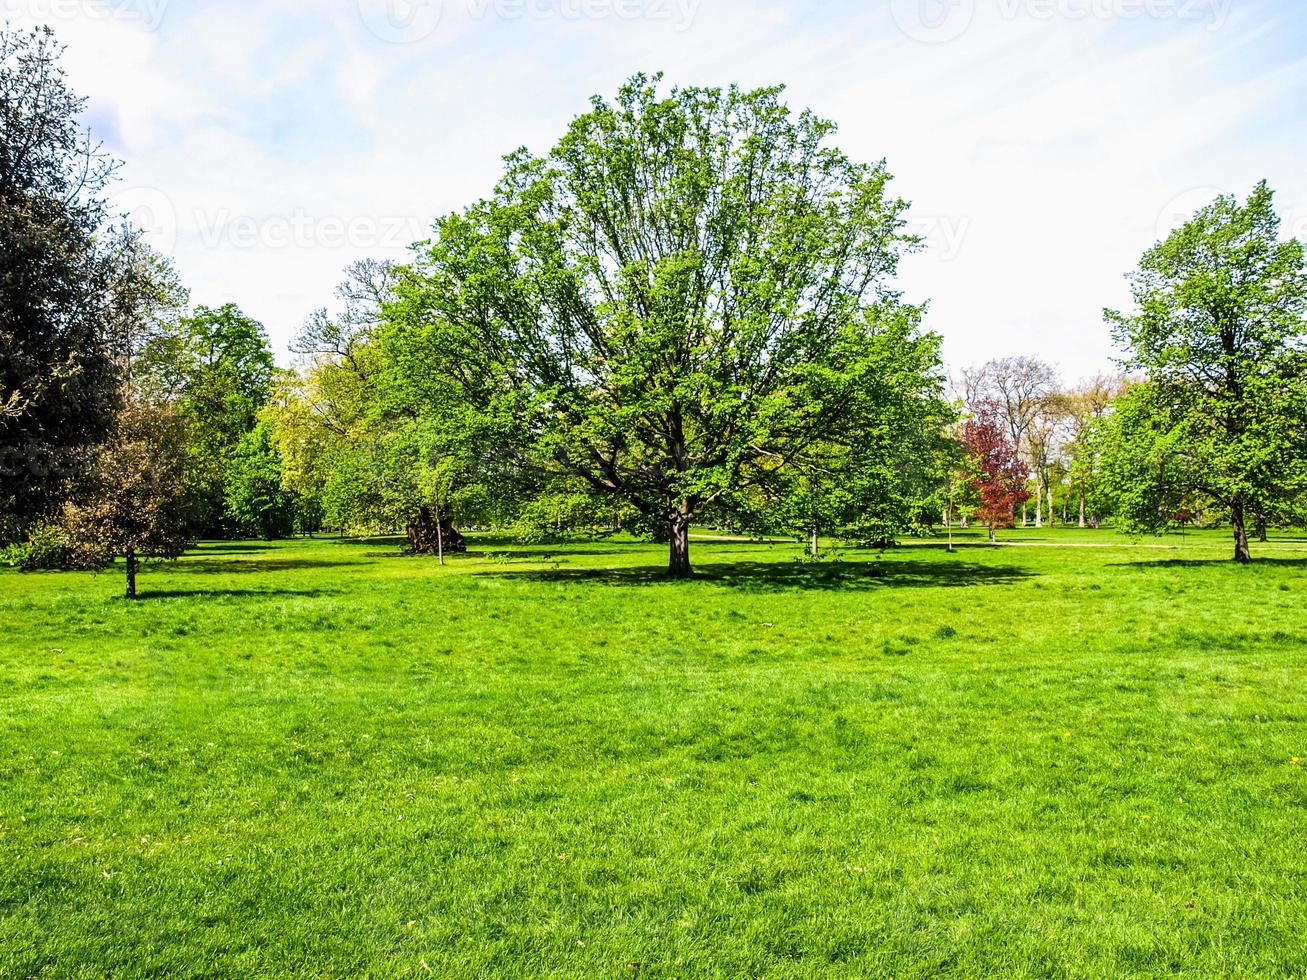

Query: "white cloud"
left=9, top=0, right=1305, bottom=379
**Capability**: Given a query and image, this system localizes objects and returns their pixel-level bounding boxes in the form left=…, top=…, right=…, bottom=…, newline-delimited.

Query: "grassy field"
left=1, top=528, right=1305, bottom=977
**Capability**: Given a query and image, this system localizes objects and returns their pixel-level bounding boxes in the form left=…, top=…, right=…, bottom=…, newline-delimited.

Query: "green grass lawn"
left=1, top=529, right=1305, bottom=977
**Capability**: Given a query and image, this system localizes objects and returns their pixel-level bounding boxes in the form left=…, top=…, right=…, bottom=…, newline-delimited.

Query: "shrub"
left=1, top=524, right=68, bottom=570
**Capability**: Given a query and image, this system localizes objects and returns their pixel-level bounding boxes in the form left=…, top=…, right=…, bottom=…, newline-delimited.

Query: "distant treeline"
left=3, top=35, right=1304, bottom=586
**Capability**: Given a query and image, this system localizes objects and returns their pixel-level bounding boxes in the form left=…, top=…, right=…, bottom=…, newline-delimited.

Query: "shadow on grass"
left=364, top=549, right=634, bottom=561
left=1114, top=557, right=1307, bottom=570
left=132, top=588, right=340, bottom=601
left=172, top=560, right=366, bottom=575
left=328, top=535, right=406, bottom=548
left=473, top=558, right=1032, bottom=592
left=190, top=543, right=277, bottom=555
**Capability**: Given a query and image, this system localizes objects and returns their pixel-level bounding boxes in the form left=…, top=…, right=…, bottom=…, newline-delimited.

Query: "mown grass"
left=1, top=528, right=1305, bottom=977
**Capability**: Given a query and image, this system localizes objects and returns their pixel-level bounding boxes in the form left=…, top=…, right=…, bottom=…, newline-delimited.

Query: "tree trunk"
left=125, top=549, right=138, bottom=601
left=668, top=510, right=692, bottom=579
left=1079, top=489, right=1086, bottom=528
left=1231, top=495, right=1252, bottom=564
left=810, top=526, right=820, bottom=558
left=1255, top=510, right=1268, bottom=543
left=988, top=525, right=996, bottom=544
left=435, top=491, right=445, bottom=567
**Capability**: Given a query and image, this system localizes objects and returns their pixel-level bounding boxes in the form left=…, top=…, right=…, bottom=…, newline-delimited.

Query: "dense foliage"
left=384, top=75, right=943, bottom=575
left=0, top=27, right=121, bottom=531
left=1101, top=181, right=1307, bottom=561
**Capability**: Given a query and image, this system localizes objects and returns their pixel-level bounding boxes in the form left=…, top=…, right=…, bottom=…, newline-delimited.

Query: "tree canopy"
left=0, top=27, right=122, bottom=532
left=386, top=74, right=936, bottom=575
left=1102, top=181, right=1307, bottom=562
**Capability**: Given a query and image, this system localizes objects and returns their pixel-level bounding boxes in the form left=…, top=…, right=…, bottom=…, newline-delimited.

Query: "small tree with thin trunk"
left=963, top=400, right=1031, bottom=543
left=962, top=356, right=1057, bottom=525
left=1104, top=182, right=1307, bottom=563
left=61, top=399, right=193, bottom=598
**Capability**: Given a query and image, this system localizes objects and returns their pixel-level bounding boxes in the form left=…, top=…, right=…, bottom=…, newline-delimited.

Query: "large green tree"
left=1103, top=182, right=1307, bottom=562
left=0, top=27, right=121, bottom=535
left=390, top=75, right=927, bottom=576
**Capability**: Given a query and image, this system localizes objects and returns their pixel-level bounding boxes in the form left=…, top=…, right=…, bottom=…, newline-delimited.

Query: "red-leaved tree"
left=963, top=399, right=1031, bottom=542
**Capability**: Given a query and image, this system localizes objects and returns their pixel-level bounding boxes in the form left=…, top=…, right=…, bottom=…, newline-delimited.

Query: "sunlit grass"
left=1, top=528, right=1305, bottom=976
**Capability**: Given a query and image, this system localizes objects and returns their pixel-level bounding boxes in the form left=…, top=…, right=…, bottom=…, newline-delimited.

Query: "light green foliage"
left=1, top=530, right=1305, bottom=974
left=1103, top=182, right=1307, bottom=559
left=267, top=261, right=531, bottom=539
left=508, top=487, right=621, bottom=543
left=1063, top=376, right=1128, bottom=527
left=370, top=319, right=534, bottom=531
left=103, top=228, right=189, bottom=388
left=142, top=304, right=278, bottom=535
left=773, top=304, right=955, bottom=547
left=0, top=521, right=67, bottom=569
left=389, top=74, right=928, bottom=574
left=260, top=371, right=340, bottom=534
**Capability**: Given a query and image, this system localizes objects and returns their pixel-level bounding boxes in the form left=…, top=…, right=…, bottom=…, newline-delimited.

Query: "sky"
left=8, top=0, right=1306, bottom=379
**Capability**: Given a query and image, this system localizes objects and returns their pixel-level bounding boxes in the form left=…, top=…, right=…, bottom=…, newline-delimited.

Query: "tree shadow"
left=364, top=548, right=635, bottom=561
left=171, top=560, right=365, bottom=575
left=189, top=543, right=277, bottom=555
left=330, top=535, right=406, bottom=548
left=131, top=588, right=340, bottom=601
left=1113, top=557, right=1307, bottom=570
left=473, top=558, right=1032, bottom=592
